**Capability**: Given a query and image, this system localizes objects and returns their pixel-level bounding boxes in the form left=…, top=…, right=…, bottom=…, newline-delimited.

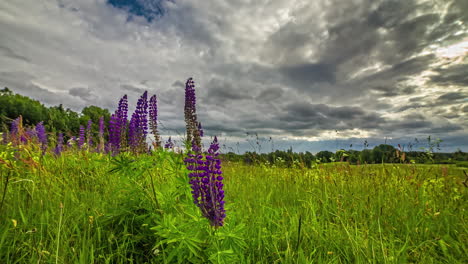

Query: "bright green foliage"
left=0, top=142, right=467, bottom=263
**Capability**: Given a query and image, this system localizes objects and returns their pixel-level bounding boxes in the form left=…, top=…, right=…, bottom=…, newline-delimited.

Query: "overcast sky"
left=0, top=0, right=467, bottom=153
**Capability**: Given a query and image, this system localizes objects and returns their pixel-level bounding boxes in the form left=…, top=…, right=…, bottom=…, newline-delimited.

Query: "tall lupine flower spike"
left=128, top=112, right=138, bottom=152
left=78, top=125, right=85, bottom=149
left=149, top=94, right=161, bottom=148
left=54, top=132, right=63, bottom=156
left=117, top=95, right=128, bottom=149
left=185, top=136, right=225, bottom=227
left=130, top=91, right=149, bottom=153
left=98, top=116, right=105, bottom=153
left=108, top=113, right=121, bottom=154
left=35, top=121, right=48, bottom=154
left=10, top=116, right=23, bottom=145
left=184, top=78, right=201, bottom=149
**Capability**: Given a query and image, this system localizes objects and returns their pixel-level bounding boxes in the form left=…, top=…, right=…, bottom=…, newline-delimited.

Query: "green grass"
left=0, top=146, right=467, bottom=263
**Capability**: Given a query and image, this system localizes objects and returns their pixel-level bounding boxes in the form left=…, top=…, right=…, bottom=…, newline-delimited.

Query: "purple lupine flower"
left=108, top=113, right=121, bottom=153
left=35, top=122, right=48, bottom=154
left=129, top=91, right=148, bottom=153
left=185, top=136, right=225, bottom=227
left=10, top=116, right=21, bottom=135
left=86, top=119, right=93, bottom=148
left=98, top=116, right=105, bottom=153
left=54, top=132, right=63, bottom=156
left=128, top=112, right=138, bottom=152
left=117, top=95, right=128, bottom=148
left=149, top=94, right=161, bottom=148
left=78, top=125, right=85, bottom=149
left=184, top=78, right=201, bottom=149
left=198, top=122, right=204, bottom=137
left=164, top=136, right=174, bottom=149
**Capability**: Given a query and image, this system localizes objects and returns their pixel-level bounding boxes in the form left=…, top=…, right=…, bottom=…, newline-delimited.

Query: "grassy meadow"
left=0, top=143, right=467, bottom=263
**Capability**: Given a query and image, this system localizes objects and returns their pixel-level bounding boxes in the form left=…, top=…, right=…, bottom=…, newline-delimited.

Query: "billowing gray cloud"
left=69, top=87, right=94, bottom=101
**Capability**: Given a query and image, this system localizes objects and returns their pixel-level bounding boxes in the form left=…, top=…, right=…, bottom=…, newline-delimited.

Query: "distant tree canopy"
left=0, top=87, right=110, bottom=137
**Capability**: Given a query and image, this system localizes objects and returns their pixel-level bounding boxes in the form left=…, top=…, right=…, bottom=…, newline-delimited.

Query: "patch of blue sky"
left=107, top=0, right=167, bottom=22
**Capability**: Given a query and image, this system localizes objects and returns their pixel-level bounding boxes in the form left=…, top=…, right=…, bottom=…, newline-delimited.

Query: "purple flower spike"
left=35, top=121, right=48, bottom=154
left=128, top=91, right=149, bottom=153
left=54, top=132, right=63, bottom=156
left=149, top=94, right=161, bottom=148
left=185, top=136, right=225, bottom=227
left=109, top=113, right=121, bottom=153
left=78, top=125, right=85, bottom=149
left=184, top=78, right=201, bottom=149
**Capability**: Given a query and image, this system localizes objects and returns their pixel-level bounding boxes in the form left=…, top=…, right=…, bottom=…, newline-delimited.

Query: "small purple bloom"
left=54, top=132, right=63, bottom=156
left=164, top=136, right=174, bottom=149
left=35, top=122, right=47, bottom=154
left=78, top=125, right=85, bottom=149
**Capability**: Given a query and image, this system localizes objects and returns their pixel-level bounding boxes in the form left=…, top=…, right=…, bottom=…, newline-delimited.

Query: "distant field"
left=0, top=149, right=467, bottom=263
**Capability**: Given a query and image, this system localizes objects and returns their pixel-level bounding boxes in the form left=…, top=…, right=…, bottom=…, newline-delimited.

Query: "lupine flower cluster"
left=183, top=78, right=226, bottom=227
left=185, top=136, right=226, bottom=227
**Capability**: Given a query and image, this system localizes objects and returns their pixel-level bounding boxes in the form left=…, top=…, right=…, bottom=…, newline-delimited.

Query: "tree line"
left=0, top=87, right=110, bottom=138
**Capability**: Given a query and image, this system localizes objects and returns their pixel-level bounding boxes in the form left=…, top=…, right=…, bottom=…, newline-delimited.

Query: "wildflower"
left=109, top=113, right=121, bottom=153
left=117, top=95, right=128, bottom=148
left=164, top=136, right=174, bottom=149
left=35, top=122, right=47, bottom=153
left=54, top=133, right=63, bottom=156
left=78, top=125, right=85, bottom=149
left=184, top=78, right=201, bottom=149
left=185, top=136, right=225, bottom=227
left=198, top=122, right=204, bottom=137
left=128, top=91, right=149, bottom=153
left=149, top=94, right=161, bottom=148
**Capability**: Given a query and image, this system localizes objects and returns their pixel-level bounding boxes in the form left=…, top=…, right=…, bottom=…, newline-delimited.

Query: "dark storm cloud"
left=203, top=78, right=252, bottom=104
left=279, top=63, right=336, bottom=88
left=255, top=87, right=284, bottom=102
left=274, top=102, right=384, bottom=131
left=437, top=92, right=467, bottom=102
left=69, top=87, right=93, bottom=101
left=121, top=84, right=147, bottom=94
left=462, top=105, right=468, bottom=113
left=430, top=64, right=468, bottom=87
